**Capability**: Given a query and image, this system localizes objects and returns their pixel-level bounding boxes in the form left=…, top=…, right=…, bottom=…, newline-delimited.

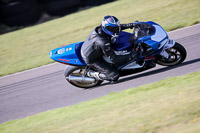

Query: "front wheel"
left=156, top=42, right=187, bottom=66
left=64, top=66, right=103, bottom=88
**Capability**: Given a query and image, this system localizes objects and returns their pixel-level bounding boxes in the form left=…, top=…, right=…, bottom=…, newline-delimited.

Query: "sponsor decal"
left=57, top=48, right=65, bottom=54
left=114, top=50, right=130, bottom=55
left=66, top=47, right=72, bottom=52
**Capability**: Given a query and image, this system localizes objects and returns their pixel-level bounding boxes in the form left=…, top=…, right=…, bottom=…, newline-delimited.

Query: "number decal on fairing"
left=160, top=39, right=175, bottom=59
left=164, top=39, right=175, bottom=49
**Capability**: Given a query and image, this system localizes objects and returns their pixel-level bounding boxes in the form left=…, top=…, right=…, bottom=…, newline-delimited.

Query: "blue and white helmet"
left=102, top=15, right=121, bottom=38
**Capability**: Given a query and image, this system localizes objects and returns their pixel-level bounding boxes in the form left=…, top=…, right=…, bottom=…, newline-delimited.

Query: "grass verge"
left=0, top=71, right=200, bottom=133
left=0, top=0, right=200, bottom=76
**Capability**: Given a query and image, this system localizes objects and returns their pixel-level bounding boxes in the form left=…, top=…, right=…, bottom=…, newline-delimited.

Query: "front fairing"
left=136, top=21, right=169, bottom=50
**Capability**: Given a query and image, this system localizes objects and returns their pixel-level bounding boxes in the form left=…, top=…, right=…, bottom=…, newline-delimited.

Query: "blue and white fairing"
left=136, top=21, right=169, bottom=50
left=111, top=21, right=175, bottom=70
left=112, top=21, right=169, bottom=51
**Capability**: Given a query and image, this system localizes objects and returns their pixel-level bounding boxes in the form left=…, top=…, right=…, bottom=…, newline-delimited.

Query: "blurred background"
left=0, top=0, right=115, bottom=34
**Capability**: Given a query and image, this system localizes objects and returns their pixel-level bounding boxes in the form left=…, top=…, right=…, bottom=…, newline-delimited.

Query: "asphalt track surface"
left=0, top=24, right=200, bottom=124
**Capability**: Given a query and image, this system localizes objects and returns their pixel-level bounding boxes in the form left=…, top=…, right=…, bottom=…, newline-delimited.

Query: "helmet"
left=102, top=15, right=121, bottom=37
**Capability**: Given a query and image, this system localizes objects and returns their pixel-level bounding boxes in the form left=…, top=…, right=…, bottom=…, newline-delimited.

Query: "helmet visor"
left=106, top=26, right=121, bottom=34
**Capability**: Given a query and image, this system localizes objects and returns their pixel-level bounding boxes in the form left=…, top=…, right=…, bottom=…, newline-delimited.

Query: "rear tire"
left=64, top=66, right=103, bottom=89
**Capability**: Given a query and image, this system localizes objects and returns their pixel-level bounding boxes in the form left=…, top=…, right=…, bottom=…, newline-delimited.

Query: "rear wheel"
left=64, top=66, right=103, bottom=88
left=156, top=42, right=187, bottom=66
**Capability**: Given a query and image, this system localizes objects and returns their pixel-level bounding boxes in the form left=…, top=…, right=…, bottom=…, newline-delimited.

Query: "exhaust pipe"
left=66, top=75, right=96, bottom=84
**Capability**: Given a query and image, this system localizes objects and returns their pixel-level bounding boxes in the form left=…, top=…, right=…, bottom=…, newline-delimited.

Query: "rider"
left=81, top=15, right=148, bottom=83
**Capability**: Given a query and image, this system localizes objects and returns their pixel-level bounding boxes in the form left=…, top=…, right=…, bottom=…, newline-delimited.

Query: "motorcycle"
left=49, top=21, right=187, bottom=88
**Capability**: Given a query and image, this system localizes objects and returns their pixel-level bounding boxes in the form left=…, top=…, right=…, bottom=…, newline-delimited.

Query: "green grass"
left=0, top=0, right=200, bottom=76
left=0, top=71, right=200, bottom=133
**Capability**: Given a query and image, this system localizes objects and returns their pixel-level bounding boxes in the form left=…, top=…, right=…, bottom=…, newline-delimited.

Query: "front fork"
left=160, top=39, right=175, bottom=59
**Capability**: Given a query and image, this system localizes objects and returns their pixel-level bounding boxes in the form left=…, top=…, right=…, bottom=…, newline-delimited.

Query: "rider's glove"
left=127, top=23, right=135, bottom=29
left=135, top=22, right=151, bottom=29
left=127, top=21, right=147, bottom=29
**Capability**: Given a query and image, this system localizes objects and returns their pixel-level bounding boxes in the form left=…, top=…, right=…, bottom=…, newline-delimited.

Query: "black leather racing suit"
left=81, top=24, right=134, bottom=82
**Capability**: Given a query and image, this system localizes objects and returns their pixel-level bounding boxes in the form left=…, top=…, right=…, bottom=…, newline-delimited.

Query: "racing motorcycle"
left=49, top=21, right=187, bottom=88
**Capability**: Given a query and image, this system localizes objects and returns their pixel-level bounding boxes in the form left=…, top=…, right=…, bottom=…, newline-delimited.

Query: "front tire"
left=156, top=42, right=187, bottom=66
left=64, top=66, right=103, bottom=88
